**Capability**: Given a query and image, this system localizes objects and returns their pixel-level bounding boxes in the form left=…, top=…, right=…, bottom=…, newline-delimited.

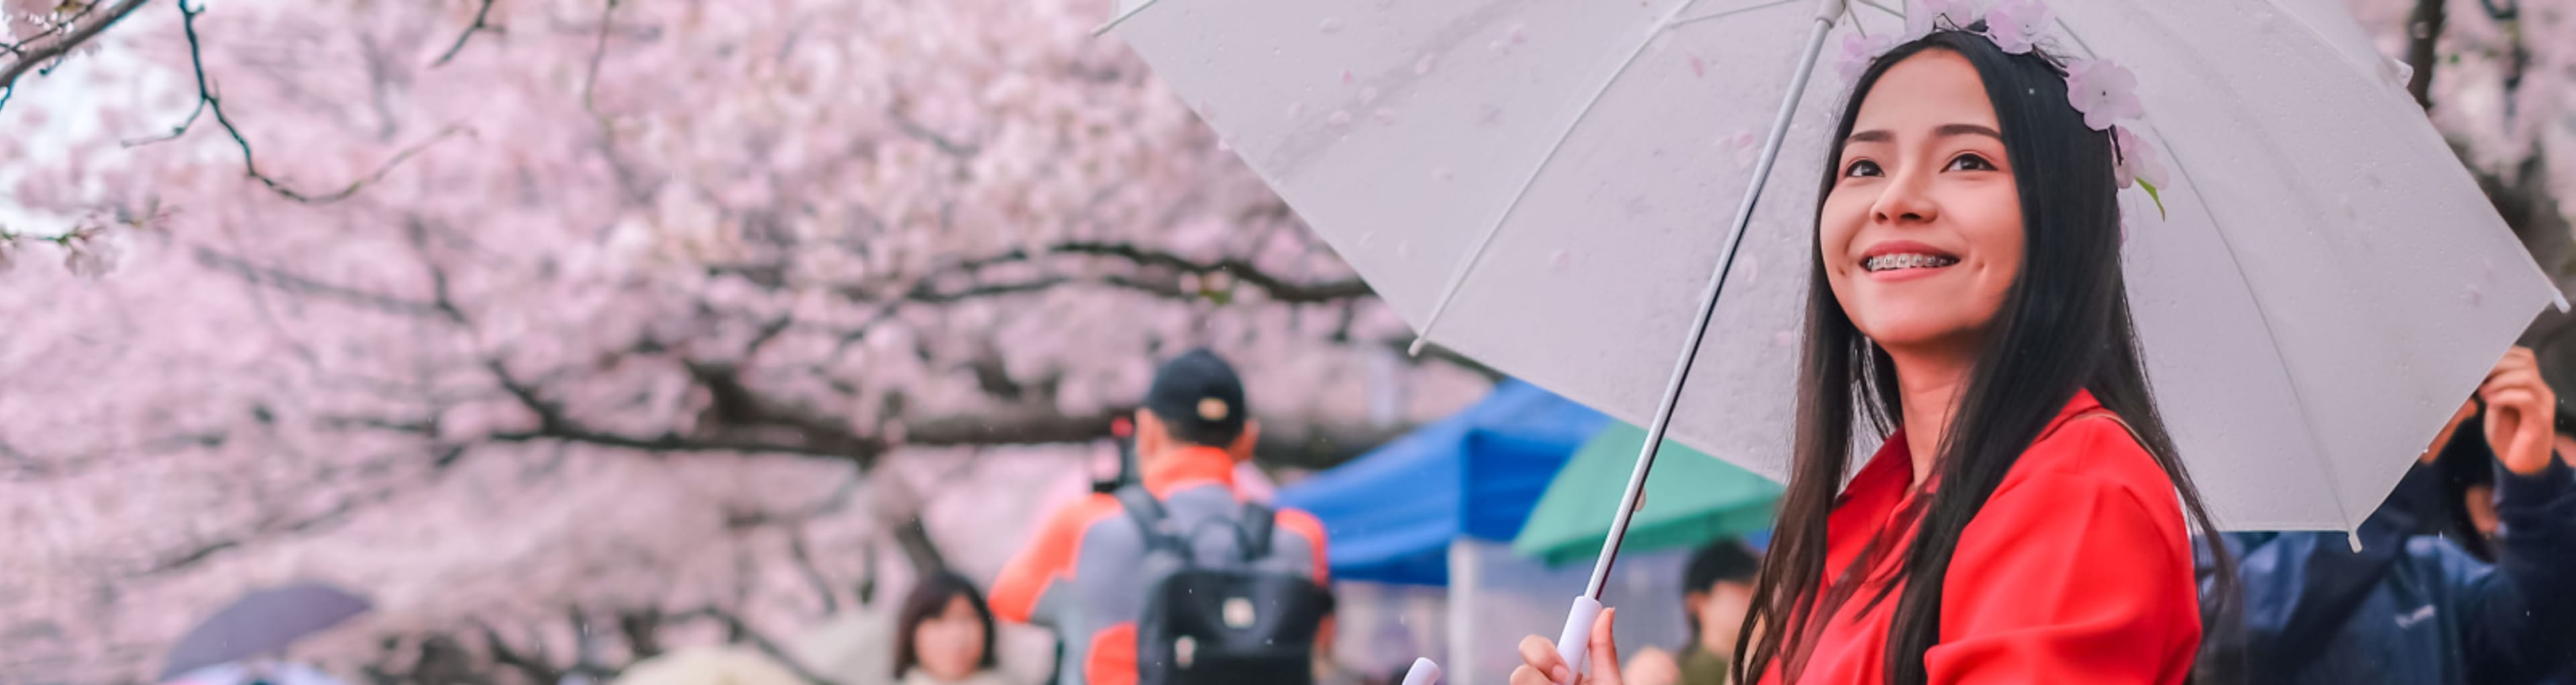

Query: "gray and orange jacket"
left=991, top=447, right=1330, bottom=685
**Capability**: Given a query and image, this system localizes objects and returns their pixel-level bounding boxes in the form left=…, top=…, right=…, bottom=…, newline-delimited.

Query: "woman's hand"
left=2480, top=346, right=2561, bottom=476
left=1510, top=607, right=1623, bottom=685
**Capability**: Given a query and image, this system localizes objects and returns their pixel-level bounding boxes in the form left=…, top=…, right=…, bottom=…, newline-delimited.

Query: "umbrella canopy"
left=161, top=583, right=372, bottom=680
left=1513, top=421, right=1782, bottom=565
left=613, top=647, right=806, bottom=685
left=1277, top=380, right=1607, bottom=585
left=1105, top=0, right=2561, bottom=531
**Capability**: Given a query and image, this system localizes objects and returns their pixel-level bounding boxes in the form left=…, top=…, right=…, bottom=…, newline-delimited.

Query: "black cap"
left=1684, top=538, right=1762, bottom=594
left=1142, top=348, right=1248, bottom=447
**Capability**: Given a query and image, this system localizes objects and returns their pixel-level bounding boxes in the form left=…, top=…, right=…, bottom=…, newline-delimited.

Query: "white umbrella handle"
left=1552, top=2, right=1844, bottom=683
left=1399, top=657, right=1444, bottom=685
left=1554, top=596, right=1605, bottom=679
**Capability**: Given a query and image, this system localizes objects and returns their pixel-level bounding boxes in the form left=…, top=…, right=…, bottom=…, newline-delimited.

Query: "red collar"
left=1847, top=388, right=2106, bottom=494
left=1144, top=446, right=1238, bottom=498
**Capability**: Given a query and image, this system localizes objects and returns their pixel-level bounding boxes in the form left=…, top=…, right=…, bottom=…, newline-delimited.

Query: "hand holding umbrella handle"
left=1555, top=596, right=1606, bottom=682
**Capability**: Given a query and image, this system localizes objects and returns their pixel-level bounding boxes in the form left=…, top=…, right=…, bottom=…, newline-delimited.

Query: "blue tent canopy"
left=1276, top=380, right=1607, bottom=586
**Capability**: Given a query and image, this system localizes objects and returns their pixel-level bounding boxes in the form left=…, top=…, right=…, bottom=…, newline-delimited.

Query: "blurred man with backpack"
left=993, top=349, right=1334, bottom=685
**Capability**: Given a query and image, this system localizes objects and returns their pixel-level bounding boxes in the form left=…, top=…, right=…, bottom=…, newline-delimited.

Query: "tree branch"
left=0, top=0, right=152, bottom=97
left=431, top=0, right=500, bottom=67
left=583, top=0, right=622, bottom=116
left=478, top=622, right=566, bottom=685
left=786, top=533, right=839, bottom=616
left=861, top=241, right=1373, bottom=308
left=124, top=0, right=467, bottom=203
left=2404, top=0, right=2447, bottom=108
left=144, top=479, right=420, bottom=574
left=194, top=246, right=449, bottom=317
left=889, top=107, right=978, bottom=157
left=1, top=431, right=229, bottom=482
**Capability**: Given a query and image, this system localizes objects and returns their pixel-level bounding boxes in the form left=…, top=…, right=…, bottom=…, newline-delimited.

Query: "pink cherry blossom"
left=2065, top=58, right=2142, bottom=131
left=1982, top=0, right=2053, bottom=54
left=59, top=224, right=124, bottom=278
left=2112, top=126, right=2169, bottom=190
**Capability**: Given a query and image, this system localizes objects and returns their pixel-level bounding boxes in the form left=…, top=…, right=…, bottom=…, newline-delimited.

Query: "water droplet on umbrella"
left=1287, top=101, right=1307, bottom=119
left=1360, top=87, right=1381, bottom=105
left=1342, top=69, right=1356, bottom=85
left=1217, top=138, right=1234, bottom=152
left=1509, top=23, right=1527, bottom=44
left=2465, top=284, right=2483, bottom=307
left=1358, top=231, right=1377, bottom=247
left=1775, top=329, right=1796, bottom=348
left=1397, top=240, right=1413, bottom=258
left=1320, top=17, right=1346, bottom=34
left=1373, top=108, right=1397, bottom=124
left=1415, top=54, right=1438, bottom=75
left=1689, top=54, right=1707, bottom=78
left=1549, top=250, right=1572, bottom=272
left=1431, top=166, right=1453, bottom=180
left=1328, top=110, right=1353, bottom=127
left=1489, top=38, right=1508, bottom=51
left=1739, top=254, right=1760, bottom=283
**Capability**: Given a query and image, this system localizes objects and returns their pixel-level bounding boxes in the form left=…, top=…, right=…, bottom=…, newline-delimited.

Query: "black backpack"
left=1114, top=485, right=1334, bottom=685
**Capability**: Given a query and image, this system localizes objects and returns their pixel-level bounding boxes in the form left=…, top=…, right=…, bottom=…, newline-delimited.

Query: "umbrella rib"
left=1670, top=0, right=1799, bottom=30
left=2055, top=20, right=2362, bottom=534
left=1091, top=0, right=1163, bottom=36
left=1407, top=0, right=1706, bottom=355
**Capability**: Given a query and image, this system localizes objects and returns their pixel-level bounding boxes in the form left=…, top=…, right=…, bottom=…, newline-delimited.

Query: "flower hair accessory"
left=1981, top=0, right=2052, bottom=54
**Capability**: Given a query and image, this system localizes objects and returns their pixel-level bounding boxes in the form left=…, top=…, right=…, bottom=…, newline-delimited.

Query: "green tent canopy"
left=1511, top=421, right=1783, bottom=565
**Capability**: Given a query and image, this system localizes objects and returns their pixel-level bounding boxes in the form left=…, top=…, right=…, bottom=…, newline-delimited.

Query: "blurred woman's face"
left=914, top=596, right=987, bottom=681
left=1821, top=50, right=2024, bottom=357
left=1695, top=580, right=1756, bottom=654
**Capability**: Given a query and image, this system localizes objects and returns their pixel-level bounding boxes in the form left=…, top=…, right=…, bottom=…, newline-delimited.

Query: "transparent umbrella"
left=1102, top=0, right=2560, bottom=678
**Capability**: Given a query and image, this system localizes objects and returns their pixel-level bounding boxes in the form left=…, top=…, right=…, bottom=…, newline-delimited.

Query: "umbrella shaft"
left=1582, top=10, right=1840, bottom=601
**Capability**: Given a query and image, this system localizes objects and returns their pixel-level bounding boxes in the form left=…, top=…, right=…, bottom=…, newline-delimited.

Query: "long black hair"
left=1730, top=28, right=2239, bottom=685
left=893, top=571, right=1000, bottom=678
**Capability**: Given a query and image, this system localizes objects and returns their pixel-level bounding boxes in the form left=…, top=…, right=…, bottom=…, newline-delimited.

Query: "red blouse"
left=1763, top=390, right=2202, bottom=684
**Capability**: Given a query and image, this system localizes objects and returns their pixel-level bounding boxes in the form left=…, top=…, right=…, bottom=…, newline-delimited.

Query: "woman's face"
left=913, top=596, right=987, bottom=681
left=1821, top=50, right=2025, bottom=356
left=1693, top=580, right=1756, bottom=654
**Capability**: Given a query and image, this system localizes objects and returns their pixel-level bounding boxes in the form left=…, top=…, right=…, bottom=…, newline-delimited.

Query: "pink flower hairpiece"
left=2065, top=58, right=2169, bottom=217
left=2064, top=58, right=2141, bottom=131
left=1981, top=0, right=2051, bottom=54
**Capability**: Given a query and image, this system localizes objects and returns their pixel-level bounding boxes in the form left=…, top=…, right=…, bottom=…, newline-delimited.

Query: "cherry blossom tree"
left=3, top=0, right=2568, bottom=682
left=1, top=0, right=1489, bottom=682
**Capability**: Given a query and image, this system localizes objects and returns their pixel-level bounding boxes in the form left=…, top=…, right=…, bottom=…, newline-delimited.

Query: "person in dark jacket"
left=2200, top=347, right=2576, bottom=684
